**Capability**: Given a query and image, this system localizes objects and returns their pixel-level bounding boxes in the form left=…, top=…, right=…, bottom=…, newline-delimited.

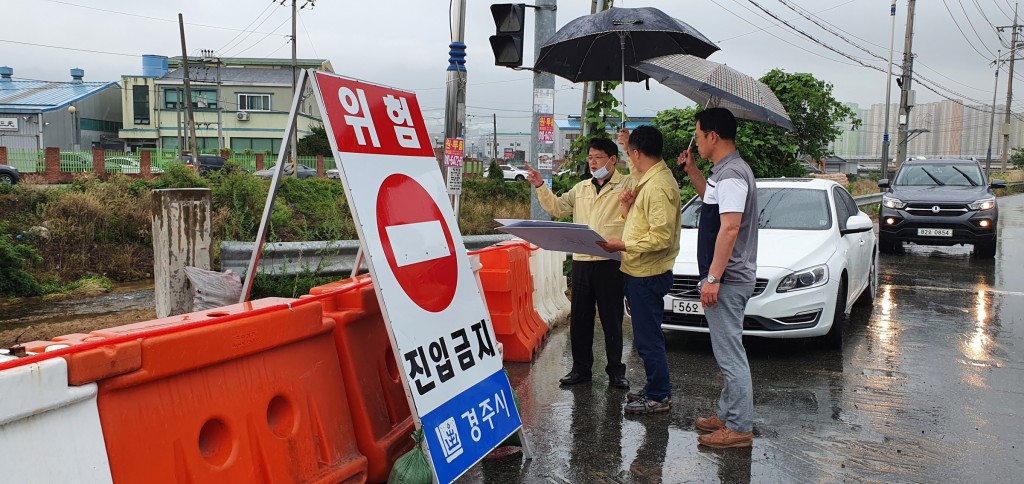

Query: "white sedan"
left=484, top=164, right=530, bottom=182
left=662, top=178, right=877, bottom=348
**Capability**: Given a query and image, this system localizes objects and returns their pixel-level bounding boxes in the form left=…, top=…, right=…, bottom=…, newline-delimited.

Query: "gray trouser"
left=705, top=282, right=755, bottom=433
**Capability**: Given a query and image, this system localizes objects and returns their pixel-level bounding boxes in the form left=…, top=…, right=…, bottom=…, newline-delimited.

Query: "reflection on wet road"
left=463, top=194, right=1024, bottom=483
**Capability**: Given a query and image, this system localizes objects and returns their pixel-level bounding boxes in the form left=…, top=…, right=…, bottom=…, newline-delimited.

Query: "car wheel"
left=974, top=239, right=996, bottom=259
left=0, top=173, right=16, bottom=185
left=878, top=232, right=899, bottom=254
left=855, top=255, right=877, bottom=307
left=515, top=175, right=525, bottom=181
left=823, top=278, right=847, bottom=350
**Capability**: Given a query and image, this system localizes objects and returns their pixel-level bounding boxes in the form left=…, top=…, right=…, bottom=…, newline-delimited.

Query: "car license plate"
left=672, top=299, right=704, bottom=315
left=918, top=228, right=952, bottom=237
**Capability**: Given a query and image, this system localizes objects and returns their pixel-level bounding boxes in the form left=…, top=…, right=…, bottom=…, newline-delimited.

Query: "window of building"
left=161, top=136, right=219, bottom=151
left=164, top=89, right=218, bottom=110
left=133, top=85, right=150, bottom=125
left=81, top=118, right=123, bottom=132
left=238, top=93, right=271, bottom=111
left=230, top=137, right=282, bottom=154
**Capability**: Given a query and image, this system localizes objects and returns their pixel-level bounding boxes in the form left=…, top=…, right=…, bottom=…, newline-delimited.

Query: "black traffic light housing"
left=489, top=4, right=526, bottom=68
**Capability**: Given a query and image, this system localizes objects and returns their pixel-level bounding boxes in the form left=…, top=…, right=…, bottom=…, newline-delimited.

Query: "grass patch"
left=38, top=275, right=113, bottom=298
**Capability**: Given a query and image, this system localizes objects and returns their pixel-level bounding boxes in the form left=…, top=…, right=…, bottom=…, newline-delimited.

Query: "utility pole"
left=444, top=0, right=468, bottom=216
left=178, top=13, right=199, bottom=156
left=987, top=50, right=1001, bottom=179
left=202, top=49, right=224, bottom=150
left=493, top=113, right=498, bottom=162
left=530, top=0, right=557, bottom=221
left=895, top=0, right=916, bottom=168
left=881, top=0, right=897, bottom=181
left=290, top=0, right=299, bottom=172
left=999, top=4, right=1020, bottom=170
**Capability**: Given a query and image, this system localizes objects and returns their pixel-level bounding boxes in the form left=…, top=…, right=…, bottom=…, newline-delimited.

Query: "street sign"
left=310, top=71, right=522, bottom=484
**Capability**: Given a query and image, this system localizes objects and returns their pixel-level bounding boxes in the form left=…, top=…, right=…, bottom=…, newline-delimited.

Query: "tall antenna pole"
left=179, top=14, right=199, bottom=157
left=881, top=0, right=897, bottom=181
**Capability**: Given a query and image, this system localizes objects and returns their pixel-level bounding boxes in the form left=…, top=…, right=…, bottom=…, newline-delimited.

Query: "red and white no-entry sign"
left=376, top=173, right=458, bottom=313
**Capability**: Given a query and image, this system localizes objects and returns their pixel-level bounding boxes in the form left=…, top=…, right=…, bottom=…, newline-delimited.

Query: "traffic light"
left=489, top=4, right=526, bottom=68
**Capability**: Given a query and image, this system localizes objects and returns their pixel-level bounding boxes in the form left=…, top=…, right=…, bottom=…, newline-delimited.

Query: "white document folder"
left=495, top=219, right=621, bottom=261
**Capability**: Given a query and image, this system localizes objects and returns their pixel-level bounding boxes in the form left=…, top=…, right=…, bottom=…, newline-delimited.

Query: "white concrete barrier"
left=527, top=247, right=570, bottom=326
left=0, top=354, right=113, bottom=483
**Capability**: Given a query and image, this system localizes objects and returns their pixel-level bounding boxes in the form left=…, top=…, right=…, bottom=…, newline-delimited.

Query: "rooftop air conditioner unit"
left=236, top=111, right=249, bottom=121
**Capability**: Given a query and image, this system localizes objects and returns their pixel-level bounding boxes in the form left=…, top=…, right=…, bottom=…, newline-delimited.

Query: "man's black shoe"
left=559, top=372, right=592, bottom=386
left=610, top=376, right=630, bottom=389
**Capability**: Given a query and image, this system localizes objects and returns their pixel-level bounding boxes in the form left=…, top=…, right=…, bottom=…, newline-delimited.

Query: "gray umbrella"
left=632, top=54, right=796, bottom=131
left=534, top=7, right=718, bottom=121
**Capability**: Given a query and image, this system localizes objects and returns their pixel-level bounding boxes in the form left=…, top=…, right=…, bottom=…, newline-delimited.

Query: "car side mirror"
left=841, top=215, right=874, bottom=236
left=877, top=179, right=890, bottom=189
left=990, top=179, right=1007, bottom=189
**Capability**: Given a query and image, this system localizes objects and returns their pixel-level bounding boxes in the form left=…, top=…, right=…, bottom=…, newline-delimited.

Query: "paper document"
left=495, top=219, right=620, bottom=260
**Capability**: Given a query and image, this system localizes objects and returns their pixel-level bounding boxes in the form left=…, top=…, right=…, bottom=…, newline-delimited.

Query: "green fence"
left=5, top=149, right=44, bottom=173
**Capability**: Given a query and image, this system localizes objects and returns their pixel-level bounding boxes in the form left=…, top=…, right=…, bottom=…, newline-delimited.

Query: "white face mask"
left=591, top=165, right=610, bottom=180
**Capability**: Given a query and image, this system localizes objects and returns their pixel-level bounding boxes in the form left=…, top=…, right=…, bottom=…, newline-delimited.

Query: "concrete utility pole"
left=178, top=13, right=200, bottom=156
left=999, top=4, right=1020, bottom=170
left=895, top=0, right=916, bottom=168
left=987, top=50, right=1002, bottom=179
left=881, top=0, right=897, bottom=181
left=530, top=0, right=556, bottom=221
left=493, top=113, right=498, bottom=162
left=444, top=0, right=468, bottom=216
left=290, top=0, right=299, bottom=171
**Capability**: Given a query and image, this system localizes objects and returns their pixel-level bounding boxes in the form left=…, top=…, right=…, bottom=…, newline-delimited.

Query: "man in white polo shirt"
left=679, top=108, right=759, bottom=448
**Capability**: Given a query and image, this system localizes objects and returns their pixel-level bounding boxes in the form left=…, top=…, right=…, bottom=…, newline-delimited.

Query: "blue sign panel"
left=420, top=369, right=522, bottom=483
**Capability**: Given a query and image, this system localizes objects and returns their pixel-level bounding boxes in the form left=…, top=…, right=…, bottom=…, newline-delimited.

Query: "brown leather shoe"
left=697, top=427, right=753, bottom=448
left=694, top=415, right=725, bottom=433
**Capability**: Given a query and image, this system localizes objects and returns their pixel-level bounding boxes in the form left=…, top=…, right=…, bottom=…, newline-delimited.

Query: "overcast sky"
left=4, top=0, right=1021, bottom=138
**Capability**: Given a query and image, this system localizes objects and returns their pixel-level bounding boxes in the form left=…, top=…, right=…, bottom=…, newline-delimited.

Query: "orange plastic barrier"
left=308, top=276, right=416, bottom=483
left=477, top=241, right=548, bottom=362
left=28, top=298, right=368, bottom=484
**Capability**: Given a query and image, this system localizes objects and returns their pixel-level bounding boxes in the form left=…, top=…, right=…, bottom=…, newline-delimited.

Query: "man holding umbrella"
left=679, top=107, right=758, bottom=448
left=525, top=138, right=633, bottom=390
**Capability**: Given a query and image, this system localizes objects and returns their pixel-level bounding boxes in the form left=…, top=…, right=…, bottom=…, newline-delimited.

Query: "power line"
left=40, top=0, right=281, bottom=35
left=215, top=2, right=279, bottom=54
left=716, top=0, right=858, bottom=43
left=940, top=0, right=997, bottom=59
left=0, top=38, right=137, bottom=57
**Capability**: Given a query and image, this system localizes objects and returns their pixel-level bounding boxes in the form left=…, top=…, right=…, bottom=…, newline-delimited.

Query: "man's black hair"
left=627, top=125, right=664, bottom=159
left=694, top=107, right=737, bottom=141
left=588, top=137, right=618, bottom=158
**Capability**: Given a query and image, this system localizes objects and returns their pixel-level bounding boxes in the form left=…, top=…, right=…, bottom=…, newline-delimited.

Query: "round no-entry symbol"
left=376, top=174, right=458, bottom=312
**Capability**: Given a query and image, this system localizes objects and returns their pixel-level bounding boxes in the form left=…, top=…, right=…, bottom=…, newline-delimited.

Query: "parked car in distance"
left=877, top=158, right=1003, bottom=258
left=800, top=161, right=824, bottom=175
left=325, top=168, right=340, bottom=180
left=484, top=164, right=530, bottom=182
left=254, top=163, right=318, bottom=179
left=177, top=154, right=233, bottom=174
left=0, top=164, right=20, bottom=184
left=663, top=178, right=877, bottom=349
left=104, top=157, right=164, bottom=175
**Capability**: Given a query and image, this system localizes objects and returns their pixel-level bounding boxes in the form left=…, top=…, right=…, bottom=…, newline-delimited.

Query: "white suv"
left=485, top=164, right=529, bottom=182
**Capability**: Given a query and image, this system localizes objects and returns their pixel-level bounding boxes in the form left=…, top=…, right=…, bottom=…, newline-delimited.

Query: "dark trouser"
left=624, top=271, right=673, bottom=401
left=569, top=259, right=625, bottom=378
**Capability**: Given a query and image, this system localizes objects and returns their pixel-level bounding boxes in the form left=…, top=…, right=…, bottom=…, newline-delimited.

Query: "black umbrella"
left=534, top=7, right=719, bottom=120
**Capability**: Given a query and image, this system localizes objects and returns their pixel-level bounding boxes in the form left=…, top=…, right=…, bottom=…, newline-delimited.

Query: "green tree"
left=760, top=69, right=860, bottom=163
left=297, top=124, right=332, bottom=157
left=0, top=223, right=42, bottom=297
left=1011, top=147, right=1024, bottom=169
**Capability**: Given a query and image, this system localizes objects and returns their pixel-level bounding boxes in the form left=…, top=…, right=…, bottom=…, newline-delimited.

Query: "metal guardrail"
left=853, top=193, right=883, bottom=207
left=221, top=234, right=514, bottom=277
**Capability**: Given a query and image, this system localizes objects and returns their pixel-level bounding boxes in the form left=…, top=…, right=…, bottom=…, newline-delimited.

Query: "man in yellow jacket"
left=526, top=137, right=634, bottom=390
left=598, top=126, right=681, bottom=414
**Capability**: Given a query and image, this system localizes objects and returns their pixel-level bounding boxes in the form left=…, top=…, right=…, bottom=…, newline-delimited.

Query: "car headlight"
left=882, top=195, right=906, bottom=209
left=777, top=265, right=829, bottom=293
left=968, top=197, right=995, bottom=211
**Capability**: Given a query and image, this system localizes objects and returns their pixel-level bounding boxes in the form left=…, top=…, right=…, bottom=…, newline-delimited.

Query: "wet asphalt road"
left=463, top=193, right=1024, bottom=483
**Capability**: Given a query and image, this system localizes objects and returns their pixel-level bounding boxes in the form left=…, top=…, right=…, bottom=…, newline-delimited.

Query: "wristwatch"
left=706, top=274, right=720, bottom=284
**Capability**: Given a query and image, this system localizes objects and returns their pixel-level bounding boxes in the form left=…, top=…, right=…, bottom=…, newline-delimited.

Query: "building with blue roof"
left=0, top=67, right=122, bottom=152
